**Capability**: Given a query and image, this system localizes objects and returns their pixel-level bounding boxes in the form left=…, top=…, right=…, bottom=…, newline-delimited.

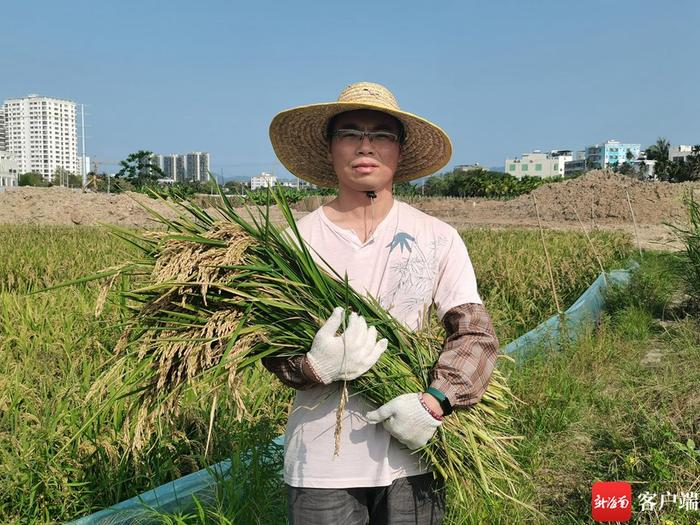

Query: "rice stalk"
left=92, top=187, right=525, bottom=511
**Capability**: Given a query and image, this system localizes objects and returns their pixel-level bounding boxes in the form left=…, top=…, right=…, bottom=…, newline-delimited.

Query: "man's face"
left=327, top=109, right=402, bottom=193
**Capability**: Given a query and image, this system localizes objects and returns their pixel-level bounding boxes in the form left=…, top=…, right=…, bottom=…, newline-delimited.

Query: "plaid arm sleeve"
left=261, top=355, right=320, bottom=390
left=429, top=302, right=499, bottom=409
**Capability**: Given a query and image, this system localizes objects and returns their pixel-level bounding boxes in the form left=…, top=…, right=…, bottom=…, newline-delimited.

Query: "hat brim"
left=269, top=102, right=452, bottom=188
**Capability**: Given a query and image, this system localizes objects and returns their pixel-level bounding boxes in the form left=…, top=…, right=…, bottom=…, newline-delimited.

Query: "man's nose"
left=356, top=134, right=375, bottom=154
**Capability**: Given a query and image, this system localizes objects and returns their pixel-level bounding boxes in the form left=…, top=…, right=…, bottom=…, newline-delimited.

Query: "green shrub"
left=606, top=252, right=682, bottom=319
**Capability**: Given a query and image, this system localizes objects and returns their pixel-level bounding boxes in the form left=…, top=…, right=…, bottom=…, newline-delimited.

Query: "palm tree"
left=645, top=138, right=671, bottom=180
left=645, top=137, right=670, bottom=161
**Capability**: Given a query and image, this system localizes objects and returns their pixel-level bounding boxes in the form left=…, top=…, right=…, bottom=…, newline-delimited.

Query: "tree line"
left=395, top=169, right=557, bottom=199
left=643, top=138, right=700, bottom=182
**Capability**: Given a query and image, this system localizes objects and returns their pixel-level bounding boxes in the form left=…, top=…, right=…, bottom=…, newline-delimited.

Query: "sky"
left=1, top=0, right=698, bottom=180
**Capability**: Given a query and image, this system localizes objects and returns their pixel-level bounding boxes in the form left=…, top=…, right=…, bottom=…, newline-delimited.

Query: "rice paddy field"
left=1, top=219, right=698, bottom=524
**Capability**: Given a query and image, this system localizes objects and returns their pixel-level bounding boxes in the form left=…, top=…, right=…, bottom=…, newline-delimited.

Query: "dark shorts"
left=287, top=473, right=445, bottom=525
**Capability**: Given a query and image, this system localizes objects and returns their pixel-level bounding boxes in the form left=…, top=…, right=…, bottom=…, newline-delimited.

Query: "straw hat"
left=269, top=82, right=452, bottom=187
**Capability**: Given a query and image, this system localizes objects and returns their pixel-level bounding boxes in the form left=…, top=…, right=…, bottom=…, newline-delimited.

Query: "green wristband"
left=426, top=387, right=452, bottom=415
left=426, top=387, right=446, bottom=402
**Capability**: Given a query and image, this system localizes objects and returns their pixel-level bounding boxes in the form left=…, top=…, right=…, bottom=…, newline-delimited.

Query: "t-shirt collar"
left=319, top=199, right=400, bottom=247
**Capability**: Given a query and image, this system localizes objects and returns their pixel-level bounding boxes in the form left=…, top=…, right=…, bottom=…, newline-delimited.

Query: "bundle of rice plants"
left=670, top=192, right=700, bottom=308
left=91, top=188, right=523, bottom=510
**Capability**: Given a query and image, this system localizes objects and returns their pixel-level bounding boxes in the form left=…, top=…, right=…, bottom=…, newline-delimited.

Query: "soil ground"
left=1, top=171, right=698, bottom=251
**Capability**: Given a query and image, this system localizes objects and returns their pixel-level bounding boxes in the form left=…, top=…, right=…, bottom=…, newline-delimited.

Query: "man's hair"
left=325, top=111, right=406, bottom=145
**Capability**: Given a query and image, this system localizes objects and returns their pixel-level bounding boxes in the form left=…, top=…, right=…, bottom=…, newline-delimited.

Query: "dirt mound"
left=1, top=172, right=697, bottom=250
left=0, top=187, right=180, bottom=227
left=408, top=171, right=699, bottom=251
left=411, top=171, right=699, bottom=226
left=503, top=170, right=700, bottom=224
left=0, top=186, right=304, bottom=228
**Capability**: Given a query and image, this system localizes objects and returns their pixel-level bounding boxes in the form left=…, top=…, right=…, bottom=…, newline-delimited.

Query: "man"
left=264, top=82, right=498, bottom=524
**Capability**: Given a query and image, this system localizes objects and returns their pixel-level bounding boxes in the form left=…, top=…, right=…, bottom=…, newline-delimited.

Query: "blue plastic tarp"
left=501, top=267, right=633, bottom=360
left=67, top=437, right=284, bottom=525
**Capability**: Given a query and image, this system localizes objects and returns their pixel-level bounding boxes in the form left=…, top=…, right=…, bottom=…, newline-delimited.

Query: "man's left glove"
left=365, top=393, right=442, bottom=450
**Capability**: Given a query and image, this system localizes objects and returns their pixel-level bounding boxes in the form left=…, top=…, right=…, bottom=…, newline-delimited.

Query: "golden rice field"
left=0, top=223, right=633, bottom=524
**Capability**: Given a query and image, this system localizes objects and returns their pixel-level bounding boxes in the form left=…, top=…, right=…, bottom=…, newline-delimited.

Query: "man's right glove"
left=305, top=307, right=388, bottom=384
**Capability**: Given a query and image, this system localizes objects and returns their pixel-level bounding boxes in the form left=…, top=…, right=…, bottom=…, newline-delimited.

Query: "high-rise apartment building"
left=176, top=155, right=187, bottom=181
left=2, top=94, right=78, bottom=181
left=185, top=152, right=210, bottom=182
left=162, top=154, right=177, bottom=181
left=160, top=152, right=210, bottom=182
left=148, top=153, right=164, bottom=178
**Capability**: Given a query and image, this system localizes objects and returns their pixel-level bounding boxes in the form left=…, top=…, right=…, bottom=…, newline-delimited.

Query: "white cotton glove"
left=305, top=307, right=388, bottom=384
left=365, top=393, right=442, bottom=450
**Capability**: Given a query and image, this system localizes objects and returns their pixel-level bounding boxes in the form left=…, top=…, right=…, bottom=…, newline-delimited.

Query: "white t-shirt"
left=284, top=199, right=482, bottom=488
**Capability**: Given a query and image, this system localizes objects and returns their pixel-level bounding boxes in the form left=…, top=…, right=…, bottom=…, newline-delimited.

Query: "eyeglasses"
left=330, top=129, right=401, bottom=146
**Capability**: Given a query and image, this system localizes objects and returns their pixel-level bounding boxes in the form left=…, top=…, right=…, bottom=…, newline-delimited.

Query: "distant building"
left=251, top=172, right=277, bottom=190
left=0, top=150, right=19, bottom=189
left=564, top=159, right=587, bottom=176
left=176, top=155, right=186, bottom=182
left=185, top=152, right=210, bottom=182
left=159, top=152, right=209, bottom=182
left=2, top=94, right=78, bottom=181
left=0, top=107, right=6, bottom=151
left=455, top=164, right=484, bottom=173
left=562, top=150, right=587, bottom=176
left=162, top=154, right=178, bottom=181
left=149, top=154, right=164, bottom=175
left=277, top=178, right=316, bottom=189
left=631, top=158, right=656, bottom=180
left=585, top=140, right=640, bottom=169
left=298, top=179, right=316, bottom=189
left=669, top=145, right=694, bottom=162
left=505, top=150, right=571, bottom=179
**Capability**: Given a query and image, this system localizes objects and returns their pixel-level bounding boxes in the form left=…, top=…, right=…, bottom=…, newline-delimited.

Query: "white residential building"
left=2, top=94, right=78, bottom=181
left=159, top=152, right=210, bottom=182
left=176, top=155, right=187, bottom=181
left=669, top=145, right=694, bottom=162
left=0, top=107, right=6, bottom=151
left=250, top=172, right=277, bottom=190
left=631, top=158, right=656, bottom=180
left=150, top=154, right=164, bottom=174
left=185, top=152, right=210, bottom=182
left=0, top=150, right=19, bottom=189
left=162, top=154, right=178, bottom=181
left=505, top=150, right=572, bottom=179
